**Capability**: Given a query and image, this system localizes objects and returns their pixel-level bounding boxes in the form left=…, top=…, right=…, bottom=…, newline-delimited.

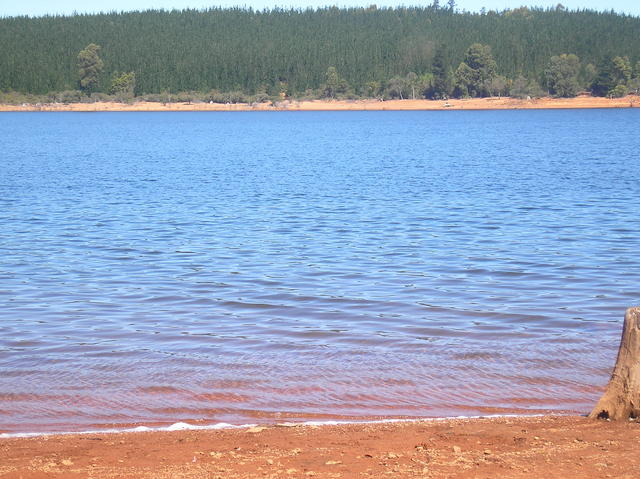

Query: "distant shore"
left=0, top=95, right=637, bottom=112
left=2, top=415, right=640, bottom=478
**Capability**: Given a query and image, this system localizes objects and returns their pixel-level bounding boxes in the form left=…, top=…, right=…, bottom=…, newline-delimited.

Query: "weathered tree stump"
left=590, top=307, right=640, bottom=420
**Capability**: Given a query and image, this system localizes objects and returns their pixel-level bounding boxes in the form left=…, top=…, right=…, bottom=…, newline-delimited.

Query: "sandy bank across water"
left=0, top=95, right=637, bottom=112
left=1, top=415, right=639, bottom=478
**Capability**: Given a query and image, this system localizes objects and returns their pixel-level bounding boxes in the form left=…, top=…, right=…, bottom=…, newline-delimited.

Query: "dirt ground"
left=0, top=95, right=637, bottom=112
left=1, top=415, right=639, bottom=478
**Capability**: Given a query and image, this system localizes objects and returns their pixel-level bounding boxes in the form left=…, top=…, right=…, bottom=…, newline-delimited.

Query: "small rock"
left=452, top=446, right=462, bottom=454
left=247, top=426, right=267, bottom=433
left=61, top=459, right=74, bottom=466
left=266, top=459, right=274, bottom=465
left=286, top=468, right=298, bottom=474
left=483, top=450, right=492, bottom=455
left=387, top=453, right=398, bottom=459
left=325, top=460, right=342, bottom=465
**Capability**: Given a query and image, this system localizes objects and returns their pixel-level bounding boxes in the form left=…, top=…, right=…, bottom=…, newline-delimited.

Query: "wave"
left=0, top=414, right=546, bottom=439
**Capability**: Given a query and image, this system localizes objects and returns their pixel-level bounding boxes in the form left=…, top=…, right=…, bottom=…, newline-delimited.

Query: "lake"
left=1, top=109, right=639, bottom=434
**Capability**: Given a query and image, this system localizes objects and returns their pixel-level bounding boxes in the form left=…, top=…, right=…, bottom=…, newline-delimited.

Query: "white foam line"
left=0, top=414, right=548, bottom=439
left=0, top=422, right=256, bottom=439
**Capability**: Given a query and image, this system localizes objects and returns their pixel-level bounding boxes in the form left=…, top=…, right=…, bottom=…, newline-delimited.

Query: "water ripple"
left=0, top=109, right=639, bottom=432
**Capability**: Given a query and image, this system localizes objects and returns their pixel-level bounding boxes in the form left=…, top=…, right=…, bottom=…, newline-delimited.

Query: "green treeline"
left=1, top=5, right=639, bottom=100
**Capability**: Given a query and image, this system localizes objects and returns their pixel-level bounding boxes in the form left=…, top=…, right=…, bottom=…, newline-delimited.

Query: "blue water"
left=1, top=109, right=639, bottom=433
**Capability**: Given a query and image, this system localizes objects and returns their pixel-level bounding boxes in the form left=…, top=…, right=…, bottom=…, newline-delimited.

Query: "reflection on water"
left=0, top=109, right=639, bottom=433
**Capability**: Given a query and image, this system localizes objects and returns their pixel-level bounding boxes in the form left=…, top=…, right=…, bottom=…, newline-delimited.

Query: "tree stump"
left=589, top=306, right=640, bottom=420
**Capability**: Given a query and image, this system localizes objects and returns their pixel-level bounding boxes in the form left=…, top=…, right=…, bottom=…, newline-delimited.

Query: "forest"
left=0, top=4, right=639, bottom=103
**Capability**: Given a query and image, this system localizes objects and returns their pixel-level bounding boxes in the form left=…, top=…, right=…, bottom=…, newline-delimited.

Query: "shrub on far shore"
left=509, top=75, right=544, bottom=99
left=89, top=92, right=114, bottom=103
left=609, top=84, right=628, bottom=98
left=0, top=90, right=50, bottom=105
left=205, top=89, right=251, bottom=104
left=138, top=92, right=166, bottom=103
left=250, top=90, right=272, bottom=104
left=55, top=90, right=87, bottom=103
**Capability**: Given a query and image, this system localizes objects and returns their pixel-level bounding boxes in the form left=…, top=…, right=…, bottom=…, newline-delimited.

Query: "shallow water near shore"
left=1, top=110, right=639, bottom=433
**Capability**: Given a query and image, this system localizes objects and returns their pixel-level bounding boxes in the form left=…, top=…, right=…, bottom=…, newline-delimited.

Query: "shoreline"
left=0, top=95, right=637, bottom=112
left=0, top=414, right=545, bottom=439
left=2, top=415, right=639, bottom=478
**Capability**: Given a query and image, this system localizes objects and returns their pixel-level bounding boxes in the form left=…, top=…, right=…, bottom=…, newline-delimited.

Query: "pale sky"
left=1, top=0, right=638, bottom=17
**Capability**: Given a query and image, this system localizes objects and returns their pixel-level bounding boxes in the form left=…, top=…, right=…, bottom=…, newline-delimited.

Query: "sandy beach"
left=1, top=415, right=639, bottom=478
left=0, top=95, right=637, bottom=112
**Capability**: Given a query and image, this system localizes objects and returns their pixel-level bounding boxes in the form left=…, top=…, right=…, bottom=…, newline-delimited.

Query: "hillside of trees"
left=0, top=5, right=639, bottom=103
